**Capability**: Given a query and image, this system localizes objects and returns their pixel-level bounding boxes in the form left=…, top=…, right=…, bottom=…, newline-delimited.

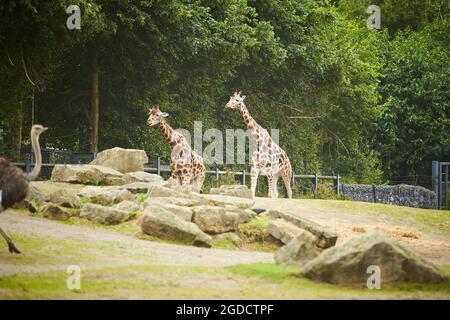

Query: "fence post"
left=215, top=168, right=219, bottom=182
left=372, top=184, right=377, bottom=203
left=313, top=174, right=318, bottom=199
left=432, top=161, right=440, bottom=209
left=25, top=159, right=31, bottom=175
left=336, top=174, right=341, bottom=197
left=242, top=170, right=246, bottom=185
left=157, top=157, right=161, bottom=176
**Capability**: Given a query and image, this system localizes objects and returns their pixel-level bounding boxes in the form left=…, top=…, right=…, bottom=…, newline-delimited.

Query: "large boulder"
left=90, top=147, right=148, bottom=173
left=143, top=197, right=202, bottom=208
left=268, top=210, right=337, bottom=249
left=267, top=219, right=304, bottom=245
left=300, top=232, right=449, bottom=285
left=41, top=204, right=76, bottom=221
left=146, top=203, right=193, bottom=222
left=274, top=231, right=321, bottom=266
left=123, top=171, right=165, bottom=184
left=48, top=189, right=81, bottom=208
left=51, top=164, right=123, bottom=185
left=80, top=203, right=130, bottom=225
left=210, top=184, right=252, bottom=199
left=213, top=232, right=242, bottom=247
left=78, top=187, right=133, bottom=206
left=140, top=208, right=211, bottom=247
left=200, top=194, right=255, bottom=209
left=192, top=205, right=240, bottom=234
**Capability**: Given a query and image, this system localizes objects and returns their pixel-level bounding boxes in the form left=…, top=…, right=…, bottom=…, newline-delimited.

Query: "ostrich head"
left=147, top=105, right=169, bottom=127
left=31, top=124, right=48, bottom=136
left=225, top=91, right=246, bottom=109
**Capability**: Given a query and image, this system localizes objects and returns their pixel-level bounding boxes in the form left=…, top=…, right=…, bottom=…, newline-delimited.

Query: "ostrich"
left=0, top=124, right=47, bottom=253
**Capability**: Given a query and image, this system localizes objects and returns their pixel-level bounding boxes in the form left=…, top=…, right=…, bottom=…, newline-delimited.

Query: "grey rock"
left=300, top=232, right=449, bottom=284
left=274, top=230, right=321, bottom=266
left=48, top=189, right=81, bottom=208
left=210, top=184, right=252, bottom=199
left=192, top=205, right=240, bottom=234
left=41, top=204, right=76, bottom=221
left=123, top=171, right=165, bottom=184
left=80, top=203, right=130, bottom=225
left=268, top=210, right=337, bottom=249
left=141, top=208, right=211, bottom=247
left=200, top=194, right=255, bottom=209
left=267, top=219, right=304, bottom=244
left=90, top=147, right=148, bottom=173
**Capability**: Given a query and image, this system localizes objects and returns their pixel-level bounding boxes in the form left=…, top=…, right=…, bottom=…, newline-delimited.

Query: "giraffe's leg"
left=272, top=174, right=279, bottom=199
left=282, top=164, right=293, bottom=199
left=250, top=167, right=259, bottom=199
left=0, top=227, right=21, bottom=254
left=196, top=168, right=206, bottom=193
left=267, top=174, right=273, bottom=199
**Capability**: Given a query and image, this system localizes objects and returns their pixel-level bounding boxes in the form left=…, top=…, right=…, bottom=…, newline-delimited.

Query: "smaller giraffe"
left=147, top=105, right=205, bottom=192
left=225, top=91, right=292, bottom=199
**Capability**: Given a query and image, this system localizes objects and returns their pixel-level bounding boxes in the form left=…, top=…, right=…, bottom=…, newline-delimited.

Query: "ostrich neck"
left=28, top=133, right=42, bottom=181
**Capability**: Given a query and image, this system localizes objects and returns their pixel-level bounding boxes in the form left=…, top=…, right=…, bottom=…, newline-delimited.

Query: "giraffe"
left=225, top=91, right=292, bottom=199
left=147, top=105, right=205, bottom=192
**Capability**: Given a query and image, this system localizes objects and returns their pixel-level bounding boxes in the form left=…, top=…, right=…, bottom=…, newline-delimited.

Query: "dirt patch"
left=255, top=197, right=450, bottom=265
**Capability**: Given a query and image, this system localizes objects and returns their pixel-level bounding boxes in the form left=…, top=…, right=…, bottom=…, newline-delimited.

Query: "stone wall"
left=339, top=184, right=435, bottom=209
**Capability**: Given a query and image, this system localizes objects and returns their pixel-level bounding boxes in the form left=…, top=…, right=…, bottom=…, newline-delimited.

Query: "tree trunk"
left=11, top=103, right=23, bottom=161
left=90, top=52, right=99, bottom=153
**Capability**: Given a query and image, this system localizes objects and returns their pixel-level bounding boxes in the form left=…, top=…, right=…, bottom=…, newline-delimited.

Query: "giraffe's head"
left=225, top=91, right=246, bottom=109
left=147, top=105, right=169, bottom=127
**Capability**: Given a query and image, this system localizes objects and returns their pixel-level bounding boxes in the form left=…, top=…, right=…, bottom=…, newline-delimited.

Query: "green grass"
left=135, top=193, right=147, bottom=204
left=227, top=262, right=450, bottom=299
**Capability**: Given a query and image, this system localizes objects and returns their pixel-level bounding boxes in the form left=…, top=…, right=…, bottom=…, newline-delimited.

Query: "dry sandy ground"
left=255, top=197, right=450, bottom=265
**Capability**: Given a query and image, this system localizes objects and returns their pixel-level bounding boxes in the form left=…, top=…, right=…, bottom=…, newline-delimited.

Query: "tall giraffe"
left=147, top=105, right=205, bottom=192
left=225, top=92, right=292, bottom=199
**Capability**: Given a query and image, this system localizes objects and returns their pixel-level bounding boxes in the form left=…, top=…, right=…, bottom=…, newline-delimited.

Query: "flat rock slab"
left=123, top=172, right=165, bottom=184
left=144, top=196, right=202, bottom=208
left=300, top=232, right=449, bottom=285
left=200, top=194, right=255, bottom=209
left=267, top=219, right=304, bottom=245
left=80, top=203, right=130, bottom=225
left=78, top=186, right=134, bottom=206
left=268, top=210, right=337, bottom=249
left=210, top=184, right=252, bottom=199
left=51, top=164, right=123, bottom=185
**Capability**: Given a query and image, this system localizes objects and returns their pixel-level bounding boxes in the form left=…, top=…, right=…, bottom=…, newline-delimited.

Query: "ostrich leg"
left=0, top=227, right=21, bottom=254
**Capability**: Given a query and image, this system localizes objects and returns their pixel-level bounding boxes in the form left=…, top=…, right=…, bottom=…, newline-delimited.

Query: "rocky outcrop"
left=48, top=189, right=81, bottom=208
left=210, top=185, right=252, bottom=199
left=340, top=184, right=435, bottom=209
left=213, top=232, right=242, bottom=247
left=80, top=203, right=130, bottom=225
left=275, top=230, right=321, bottom=266
left=223, top=205, right=254, bottom=224
left=140, top=208, right=212, bottom=247
left=143, top=196, right=202, bottom=208
left=112, top=200, right=142, bottom=213
left=90, top=147, right=148, bottom=173
left=200, top=194, right=255, bottom=209
left=267, top=219, right=304, bottom=245
left=146, top=203, right=193, bottom=222
left=78, top=186, right=134, bottom=206
left=51, top=164, right=123, bottom=185
left=123, top=171, right=165, bottom=184
left=41, top=203, right=76, bottom=221
left=192, top=206, right=240, bottom=234
left=268, top=210, right=337, bottom=249
left=300, top=232, right=449, bottom=285
left=147, top=185, right=196, bottom=199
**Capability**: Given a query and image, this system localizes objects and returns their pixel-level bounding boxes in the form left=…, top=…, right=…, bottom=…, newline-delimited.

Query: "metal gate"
left=432, top=161, right=449, bottom=210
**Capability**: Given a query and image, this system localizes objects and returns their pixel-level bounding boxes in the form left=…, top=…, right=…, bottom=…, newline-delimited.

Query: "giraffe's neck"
left=239, top=103, right=261, bottom=138
left=158, top=119, right=178, bottom=147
